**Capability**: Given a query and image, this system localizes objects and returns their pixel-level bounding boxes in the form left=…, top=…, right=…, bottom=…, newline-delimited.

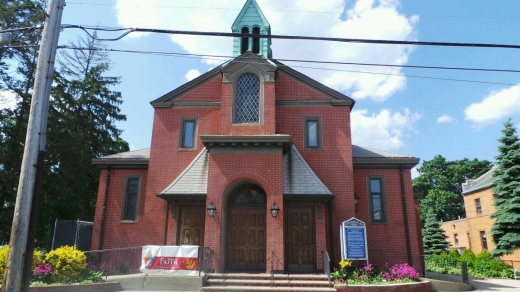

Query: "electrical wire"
left=59, top=46, right=520, bottom=87
left=62, top=25, right=520, bottom=50
left=0, top=26, right=44, bottom=33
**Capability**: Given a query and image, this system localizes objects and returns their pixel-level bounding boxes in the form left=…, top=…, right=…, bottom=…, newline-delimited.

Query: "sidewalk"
left=469, top=278, right=520, bottom=291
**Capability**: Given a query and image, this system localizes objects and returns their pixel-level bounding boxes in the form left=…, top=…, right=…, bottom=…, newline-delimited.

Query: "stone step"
left=206, top=279, right=332, bottom=287
left=207, top=273, right=330, bottom=281
left=202, top=286, right=336, bottom=292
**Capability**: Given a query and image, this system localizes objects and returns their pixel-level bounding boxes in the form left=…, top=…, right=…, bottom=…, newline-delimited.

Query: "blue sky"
left=4, top=0, right=520, bottom=177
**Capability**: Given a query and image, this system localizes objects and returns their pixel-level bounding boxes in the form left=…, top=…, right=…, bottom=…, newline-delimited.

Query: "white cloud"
left=185, top=69, right=201, bottom=81
left=0, top=90, right=17, bottom=110
left=351, top=108, right=421, bottom=150
left=437, top=115, right=454, bottom=124
left=464, top=85, right=520, bottom=126
left=116, top=0, right=419, bottom=102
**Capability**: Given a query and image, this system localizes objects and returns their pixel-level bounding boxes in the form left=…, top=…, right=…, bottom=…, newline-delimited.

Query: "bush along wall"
left=425, top=249, right=515, bottom=279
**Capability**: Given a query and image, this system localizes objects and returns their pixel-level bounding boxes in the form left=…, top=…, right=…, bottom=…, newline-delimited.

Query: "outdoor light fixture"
left=354, top=193, right=360, bottom=212
left=270, top=202, right=280, bottom=218
left=207, top=202, right=216, bottom=218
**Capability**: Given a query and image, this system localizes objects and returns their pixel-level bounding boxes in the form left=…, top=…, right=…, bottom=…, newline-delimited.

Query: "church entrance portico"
left=225, top=183, right=267, bottom=272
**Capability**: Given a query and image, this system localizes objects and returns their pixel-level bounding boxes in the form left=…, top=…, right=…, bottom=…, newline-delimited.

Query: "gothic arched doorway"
left=225, top=183, right=266, bottom=272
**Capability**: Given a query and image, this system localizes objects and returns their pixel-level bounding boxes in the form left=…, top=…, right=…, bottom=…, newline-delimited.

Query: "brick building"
left=91, top=0, right=423, bottom=273
left=440, top=168, right=520, bottom=268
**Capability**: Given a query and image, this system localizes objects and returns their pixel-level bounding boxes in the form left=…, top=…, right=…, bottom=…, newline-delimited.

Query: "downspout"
left=328, top=200, right=334, bottom=263
left=98, top=166, right=111, bottom=250
left=400, top=164, right=413, bottom=266
left=164, top=200, right=170, bottom=245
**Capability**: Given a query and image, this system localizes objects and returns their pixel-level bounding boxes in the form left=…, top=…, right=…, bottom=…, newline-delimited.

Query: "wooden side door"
left=226, top=208, right=266, bottom=271
left=179, top=205, right=205, bottom=246
left=286, top=206, right=315, bottom=273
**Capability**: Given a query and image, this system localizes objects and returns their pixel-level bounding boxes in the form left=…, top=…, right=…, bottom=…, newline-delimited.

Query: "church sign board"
left=340, top=218, right=368, bottom=262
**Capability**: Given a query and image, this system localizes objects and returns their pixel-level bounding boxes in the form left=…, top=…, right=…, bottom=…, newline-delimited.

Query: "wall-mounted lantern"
left=207, top=202, right=217, bottom=218
left=354, top=193, right=360, bottom=212
left=270, top=202, right=280, bottom=218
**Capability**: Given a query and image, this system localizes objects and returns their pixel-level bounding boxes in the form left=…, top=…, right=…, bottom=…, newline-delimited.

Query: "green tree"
left=0, top=0, right=47, bottom=243
left=1, top=2, right=128, bottom=246
left=413, top=155, right=492, bottom=222
left=490, top=118, right=520, bottom=256
left=422, top=210, right=450, bottom=255
left=34, top=36, right=129, bottom=246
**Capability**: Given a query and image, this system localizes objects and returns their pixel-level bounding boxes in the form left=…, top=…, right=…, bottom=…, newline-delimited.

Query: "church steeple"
left=232, top=0, right=272, bottom=59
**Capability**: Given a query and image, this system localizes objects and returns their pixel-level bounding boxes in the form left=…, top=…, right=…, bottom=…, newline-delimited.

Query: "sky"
left=4, top=0, right=520, bottom=178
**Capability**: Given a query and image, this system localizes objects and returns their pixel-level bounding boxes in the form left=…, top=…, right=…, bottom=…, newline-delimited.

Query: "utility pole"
left=0, top=33, right=12, bottom=45
left=2, top=0, right=65, bottom=291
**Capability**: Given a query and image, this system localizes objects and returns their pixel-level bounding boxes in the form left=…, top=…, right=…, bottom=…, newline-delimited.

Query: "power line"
left=59, top=46, right=520, bottom=87
left=64, top=25, right=520, bottom=50
left=57, top=45, right=520, bottom=73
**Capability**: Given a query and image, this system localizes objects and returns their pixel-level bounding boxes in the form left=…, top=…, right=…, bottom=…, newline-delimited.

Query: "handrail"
left=271, top=250, right=275, bottom=288
left=322, top=250, right=332, bottom=287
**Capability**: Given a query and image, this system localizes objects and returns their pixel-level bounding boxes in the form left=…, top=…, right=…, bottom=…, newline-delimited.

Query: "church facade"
left=91, top=0, right=423, bottom=273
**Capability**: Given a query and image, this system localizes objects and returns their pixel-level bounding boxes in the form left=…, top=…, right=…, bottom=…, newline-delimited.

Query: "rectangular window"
left=121, top=176, right=141, bottom=222
left=304, top=117, right=322, bottom=149
left=180, top=119, right=197, bottom=149
left=454, top=234, right=459, bottom=245
left=480, top=231, right=488, bottom=250
left=368, top=177, right=386, bottom=223
left=475, top=198, right=482, bottom=214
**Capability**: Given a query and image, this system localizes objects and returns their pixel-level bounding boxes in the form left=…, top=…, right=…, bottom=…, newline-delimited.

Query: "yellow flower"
left=339, top=260, right=352, bottom=268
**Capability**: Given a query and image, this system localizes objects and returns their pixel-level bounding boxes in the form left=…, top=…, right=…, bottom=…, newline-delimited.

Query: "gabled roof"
left=283, top=145, right=333, bottom=199
left=159, top=149, right=209, bottom=196
left=150, top=67, right=221, bottom=107
left=462, top=167, right=497, bottom=195
left=231, top=0, right=270, bottom=31
left=352, top=145, right=419, bottom=169
left=92, top=148, right=149, bottom=168
left=273, top=59, right=355, bottom=104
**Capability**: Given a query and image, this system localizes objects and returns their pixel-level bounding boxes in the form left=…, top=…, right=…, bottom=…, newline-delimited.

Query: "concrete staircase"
left=202, top=273, right=336, bottom=292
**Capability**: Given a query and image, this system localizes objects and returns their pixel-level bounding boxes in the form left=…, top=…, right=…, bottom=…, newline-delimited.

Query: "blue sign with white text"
left=345, top=227, right=366, bottom=259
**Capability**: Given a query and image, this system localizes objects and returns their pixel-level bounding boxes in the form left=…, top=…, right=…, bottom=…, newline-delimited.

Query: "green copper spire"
left=232, top=0, right=272, bottom=59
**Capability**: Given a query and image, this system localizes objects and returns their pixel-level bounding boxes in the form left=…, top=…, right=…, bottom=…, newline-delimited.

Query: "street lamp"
left=0, top=33, right=12, bottom=45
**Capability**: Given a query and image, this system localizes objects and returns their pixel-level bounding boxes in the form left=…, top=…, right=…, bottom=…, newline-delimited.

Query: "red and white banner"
left=140, top=245, right=199, bottom=275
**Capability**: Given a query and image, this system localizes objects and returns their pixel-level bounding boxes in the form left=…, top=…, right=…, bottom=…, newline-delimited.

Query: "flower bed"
left=336, top=281, right=431, bottom=292
left=28, top=282, right=122, bottom=292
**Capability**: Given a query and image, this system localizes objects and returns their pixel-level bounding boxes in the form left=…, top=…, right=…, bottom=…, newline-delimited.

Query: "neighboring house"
left=440, top=168, right=520, bottom=268
left=90, top=0, right=423, bottom=273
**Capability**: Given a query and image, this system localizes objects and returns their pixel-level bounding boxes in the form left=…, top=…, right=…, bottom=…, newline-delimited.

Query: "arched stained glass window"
left=235, top=73, right=260, bottom=123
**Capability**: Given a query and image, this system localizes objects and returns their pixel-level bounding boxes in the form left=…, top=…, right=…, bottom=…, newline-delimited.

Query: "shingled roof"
left=283, top=145, right=333, bottom=199
left=159, top=149, right=209, bottom=196
left=352, top=145, right=419, bottom=169
left=462, top=168, right=497, bottom=195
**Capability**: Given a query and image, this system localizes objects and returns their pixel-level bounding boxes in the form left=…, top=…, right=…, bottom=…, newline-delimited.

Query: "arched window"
left=235, top=73, right=260, bottom=123
left=241, top=27, right=249, bottom=54
left=252, top=27, right=260, bottom=54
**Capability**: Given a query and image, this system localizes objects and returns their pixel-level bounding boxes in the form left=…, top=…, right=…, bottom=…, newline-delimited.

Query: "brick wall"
left=205, top=152, right=284, bottom=273
left=91, top=168, right=148, bottom=250
left=353, top=169, right=422, bottom=270
left=440, top=219, right=469, bottom=251
left=463, top=188, right=520, bottom=268
left=276, top=105, right=355, bottom=266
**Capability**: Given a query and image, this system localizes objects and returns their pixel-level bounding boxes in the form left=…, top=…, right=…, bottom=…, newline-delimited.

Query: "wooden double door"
left=285, top=205, right=316, bottom=273
left=226, top=207, right=266, bottom=271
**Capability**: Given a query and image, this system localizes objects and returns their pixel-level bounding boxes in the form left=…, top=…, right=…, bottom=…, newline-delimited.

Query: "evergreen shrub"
left=44, top=245, right=86, bottom=280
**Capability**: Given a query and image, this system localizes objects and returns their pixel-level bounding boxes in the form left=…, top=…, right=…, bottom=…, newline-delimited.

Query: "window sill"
left=232, top=123, right=263, bottom=126
left=304, top=147, right=323, bottom=151
left=120, top=220, right=138, bottom=224
left=178, top=147, right=198, bottom=151
left=369, top=221, right=388, bottom=225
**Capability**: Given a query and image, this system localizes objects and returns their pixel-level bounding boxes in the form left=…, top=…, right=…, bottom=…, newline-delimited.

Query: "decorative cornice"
left=353, top=157, right=420, bottom=169
left=201, top=135, right=291, bottom=151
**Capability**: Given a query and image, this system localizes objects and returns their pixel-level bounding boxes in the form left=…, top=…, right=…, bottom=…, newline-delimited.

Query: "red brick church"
left=91, top=0, right=423, bottom=273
